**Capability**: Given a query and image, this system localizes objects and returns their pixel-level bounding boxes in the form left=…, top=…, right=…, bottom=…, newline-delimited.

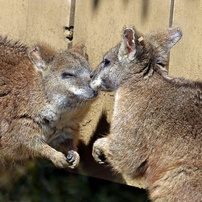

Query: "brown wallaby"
left=0, top=38, right=97, bottom=169
left=90, top=26, right=202, bottom=201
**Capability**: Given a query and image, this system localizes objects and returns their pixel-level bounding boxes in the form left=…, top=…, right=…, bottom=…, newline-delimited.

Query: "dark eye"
left=61, top=72, right=75, bottom=79
left=103, top=58, right=111, bottom=67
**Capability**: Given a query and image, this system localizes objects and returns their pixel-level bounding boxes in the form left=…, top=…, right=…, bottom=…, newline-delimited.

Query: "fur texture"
left=91, top=26, right=202, bottom=201
left=0, top=38, right=97, bottom=169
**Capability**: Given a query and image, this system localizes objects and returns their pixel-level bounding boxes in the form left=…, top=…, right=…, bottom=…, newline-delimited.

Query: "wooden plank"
left=169, top=0, right=202, bottom=81
left=0, top=0, right=71, bottom=49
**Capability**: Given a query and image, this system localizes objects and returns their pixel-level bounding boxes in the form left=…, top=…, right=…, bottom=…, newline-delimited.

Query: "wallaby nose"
left=92, top=89, right=98, bottom=98
left=90, top=71, right=95, bottom=79
left=88, top=84, right=98, bottom=98
left=90, top=79, right=101, bottom=92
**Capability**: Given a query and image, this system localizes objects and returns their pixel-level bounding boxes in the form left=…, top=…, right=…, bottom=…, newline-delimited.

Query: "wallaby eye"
left=156, top=62, right=165, bottom=68
left=61, top=72, right=75, bottom=79
left=103, top=58, right=111, bottom=67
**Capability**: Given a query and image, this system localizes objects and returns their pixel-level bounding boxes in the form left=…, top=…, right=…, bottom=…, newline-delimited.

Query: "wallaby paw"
left=51, top=152, right=69, bottom=168
left=67, top=150, right=80, bottom=169
left=92, top=143, right=106, bottom=164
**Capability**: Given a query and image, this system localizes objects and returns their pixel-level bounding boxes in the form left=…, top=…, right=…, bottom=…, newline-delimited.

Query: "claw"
left=67, top=150, right=75, bottom=163
left=67, top=150, right=80, bottom=169
left=92, top=147, right=106, bottom=164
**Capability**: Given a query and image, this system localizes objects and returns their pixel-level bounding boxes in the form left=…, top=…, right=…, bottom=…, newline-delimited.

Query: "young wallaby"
left=0, top=38, right=97, bottom=169
left=91, top=26, right=202, bottom=201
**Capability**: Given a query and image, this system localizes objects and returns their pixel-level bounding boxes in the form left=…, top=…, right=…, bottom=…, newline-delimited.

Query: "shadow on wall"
left=142, top=0, right=150, bottom=21
left=78, top=111, right=124, bottom=183
left=92, top=0, right=150, bottom=21
left=93, top=0, right=100, bottom=9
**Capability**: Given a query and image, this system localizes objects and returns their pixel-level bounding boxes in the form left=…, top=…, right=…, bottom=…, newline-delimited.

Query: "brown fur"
left=91, top=26, right=202, bottom=201
left=0, top=37, right=97, bottom=169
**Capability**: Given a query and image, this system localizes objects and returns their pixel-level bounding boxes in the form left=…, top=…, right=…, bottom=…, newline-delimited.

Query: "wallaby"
left=91, top=26, right=202, bottom=202
left=0, top=38, right=97, bottom=169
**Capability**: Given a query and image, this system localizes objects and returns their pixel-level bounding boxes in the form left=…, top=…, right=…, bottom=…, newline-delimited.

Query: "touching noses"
left=89, top=71, right=97, bottom=92
left=90, top=71, right=95, bottom=79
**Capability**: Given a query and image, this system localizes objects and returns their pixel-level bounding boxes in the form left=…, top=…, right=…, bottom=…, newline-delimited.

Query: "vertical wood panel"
left=0, top=0, right=71, bottom=49
left=169, top=0, right=202, bottom=81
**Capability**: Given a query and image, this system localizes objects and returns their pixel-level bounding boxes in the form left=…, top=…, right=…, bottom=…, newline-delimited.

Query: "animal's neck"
left=119, top=62, right=156, bottom=87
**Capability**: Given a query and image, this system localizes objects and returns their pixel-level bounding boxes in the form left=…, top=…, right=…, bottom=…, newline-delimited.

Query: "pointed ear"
left=70, top=43, right=88, bottom=60
left=153, top=27, right=182, bottom=52
left=28, top=47, right=48, bottom=72
left=37, top=43, right=56, bottom=63
left=165, top=27, right=182, bottom=50
left=118, top=27, right=137, bottom=61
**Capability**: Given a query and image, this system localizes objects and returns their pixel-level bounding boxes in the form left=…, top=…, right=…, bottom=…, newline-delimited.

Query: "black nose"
left=90, top=71, right=95, bottom=79
left=88, top=84, right=98, bottom=98
left=93, top=90, right=98, bottom=97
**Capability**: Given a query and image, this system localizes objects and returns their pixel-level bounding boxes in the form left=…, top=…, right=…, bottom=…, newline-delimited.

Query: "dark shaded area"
left=141, top=0, right=150, bottom=21
left=78, top=111, right=150, bottom=201
left=0, top=111, right=150, bottom=201
left=92, top=0, right=100, bottom=10
left=78, top=111, right=122, bottom=181
left=0, top=163, right=149, bottom=202
left=92, top=0, right=131, bottom=10
left=92, top=0, right=150, bottom=22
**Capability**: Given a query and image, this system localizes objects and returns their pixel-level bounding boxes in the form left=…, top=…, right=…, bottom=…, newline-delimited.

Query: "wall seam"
left=169, top=0, right=175, bottom=27
left=168, top=0, right=175, bottom=71
left=68, top=0, right=76, bottom=48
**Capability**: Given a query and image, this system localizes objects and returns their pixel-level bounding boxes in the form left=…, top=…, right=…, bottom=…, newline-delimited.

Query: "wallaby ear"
left=118, top=27, right=137, bottom=62
left=70, top=43, right=88, bottom=60
left=28, top=47, right=48, bottom=72
left=165, top=27, right=182, bottom=51
left=37, top=43, right=56, bottom=63
left=152, top=27, right=182, bottom=52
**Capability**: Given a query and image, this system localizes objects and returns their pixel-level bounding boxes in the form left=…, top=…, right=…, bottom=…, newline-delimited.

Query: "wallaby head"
left=0, top=39, right=97, bottom=169
left=29, top=43, right=97, bottom=111
left=90, top=26, right=182, bottom=91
